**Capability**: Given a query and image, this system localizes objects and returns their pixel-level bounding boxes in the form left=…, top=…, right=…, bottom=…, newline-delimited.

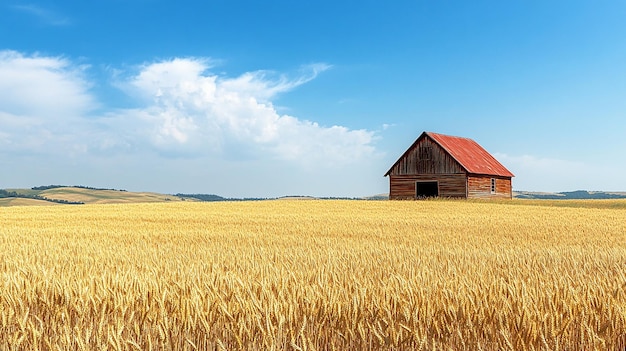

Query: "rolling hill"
left=1, top=186, right=190, bottom=206
left=513, top=190, right=626, bottom=200
left=2, top=186, right=626, bottom=207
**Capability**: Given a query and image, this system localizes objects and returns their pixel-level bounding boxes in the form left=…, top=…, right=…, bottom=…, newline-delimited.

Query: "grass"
left=0, top=200, right=625, bottom=350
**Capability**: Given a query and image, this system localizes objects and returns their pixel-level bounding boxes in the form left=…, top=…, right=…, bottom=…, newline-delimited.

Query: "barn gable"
left=385, top=131, right=514, bottom=199
left=385, top=132, right=465, bottom=176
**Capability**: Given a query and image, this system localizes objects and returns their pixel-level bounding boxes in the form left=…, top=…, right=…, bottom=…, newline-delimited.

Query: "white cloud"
left=0, top=51, right=99, bottom=156
left=0, top=51, right=383, bottom=196
left=0, top=51, right=377, bottom=167
left=109, top=58, right=375, bottom=164
left=219, top=63, right=331, bottom=103
left=0, top=51, right=94, bottom=119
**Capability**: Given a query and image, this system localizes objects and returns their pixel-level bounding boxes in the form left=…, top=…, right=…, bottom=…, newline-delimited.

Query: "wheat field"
left=1, top=200, right=625, bottom=350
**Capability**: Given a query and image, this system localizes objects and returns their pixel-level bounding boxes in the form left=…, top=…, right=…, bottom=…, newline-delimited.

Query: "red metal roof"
left=426, top=132, right=514, bottom=177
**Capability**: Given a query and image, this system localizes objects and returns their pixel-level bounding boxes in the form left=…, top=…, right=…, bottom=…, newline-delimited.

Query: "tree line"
left=31, top=185, right=127, bottom=192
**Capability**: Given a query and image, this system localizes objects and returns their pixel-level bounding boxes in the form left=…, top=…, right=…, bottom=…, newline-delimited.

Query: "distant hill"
left=176, top=194, right=267, bottom=201
left=0, top=197, right=64, bottom=207
left=0, top=188, right=84, bottom=205
left=514, top=190, right=626, bottom=200
left=351, top=192, right=626, bottom=200
left=1, top=186, right=187, bottom=206
left=1, top=186, right=271, bottom=207
left=175, top=193, right=227, bottom=201
left=362, top=194, right=389, bottom=200
left=2, top=185, right=625, bottom=207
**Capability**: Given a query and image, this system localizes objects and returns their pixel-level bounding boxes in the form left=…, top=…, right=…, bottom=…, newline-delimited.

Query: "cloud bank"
left=0, top=51, right=380, bottom=196
left=0, top=51, right=377, bottom=167
left=112, top=58, right=376, bottom=164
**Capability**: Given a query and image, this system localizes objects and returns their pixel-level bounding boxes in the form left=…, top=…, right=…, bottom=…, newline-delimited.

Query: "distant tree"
left=176, top=194, right=227, bottom=201
left=31, top=185, right=65, bottom=190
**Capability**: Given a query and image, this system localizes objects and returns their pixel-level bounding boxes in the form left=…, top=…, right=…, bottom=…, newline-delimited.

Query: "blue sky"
left=1, top=0, right=625, bottom=197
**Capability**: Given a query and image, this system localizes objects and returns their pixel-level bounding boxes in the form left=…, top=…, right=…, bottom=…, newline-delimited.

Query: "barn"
left=385, top=131, right=514, bottom=199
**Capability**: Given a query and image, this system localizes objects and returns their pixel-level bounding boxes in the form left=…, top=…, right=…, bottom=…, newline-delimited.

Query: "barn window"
left=419, top=147, right=432, bottom=160
left=490, top=178, right=496, bottom=194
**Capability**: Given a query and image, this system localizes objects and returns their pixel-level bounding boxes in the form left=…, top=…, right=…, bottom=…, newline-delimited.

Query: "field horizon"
left=2, top=185, right=626, bottom=207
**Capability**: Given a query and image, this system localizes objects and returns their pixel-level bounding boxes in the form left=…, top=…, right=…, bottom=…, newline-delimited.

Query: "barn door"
left=416, top=181, right=439, bottom=198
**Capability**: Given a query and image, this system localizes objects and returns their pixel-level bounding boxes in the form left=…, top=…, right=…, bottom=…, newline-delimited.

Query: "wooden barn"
left=385, top=131, right=514, bottom=199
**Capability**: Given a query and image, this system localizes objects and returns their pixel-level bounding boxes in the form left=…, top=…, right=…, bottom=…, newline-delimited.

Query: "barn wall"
left=387, top=136, right=465, bottom=175
left=467, top=175, right=512, bottom=199
left=389, top=174, right=467, bottom=199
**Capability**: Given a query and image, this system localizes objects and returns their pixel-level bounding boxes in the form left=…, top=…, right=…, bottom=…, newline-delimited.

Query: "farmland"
left=1, top=200, right=625, bottom=350
left=1, top=186, right=187, bottom=205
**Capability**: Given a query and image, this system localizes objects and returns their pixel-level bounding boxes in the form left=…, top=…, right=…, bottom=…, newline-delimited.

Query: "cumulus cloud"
left=108, top=58, right=375, bottom=164
left=0, top=51, right=97, bottom=155
left=0, top=51, right=377, bottom=166
left=0, top=51, right=94, bottom=118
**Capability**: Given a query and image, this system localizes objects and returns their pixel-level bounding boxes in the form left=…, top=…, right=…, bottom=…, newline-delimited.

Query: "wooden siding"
left=387, top=136, right=465, bottom=175
left=389, top=174, right=467, bottom=199
left=467, top=175, right=512, bottom=199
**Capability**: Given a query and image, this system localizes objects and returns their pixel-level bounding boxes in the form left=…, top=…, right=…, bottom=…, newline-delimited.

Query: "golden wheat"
left=0, top=200, right=625, bottom=350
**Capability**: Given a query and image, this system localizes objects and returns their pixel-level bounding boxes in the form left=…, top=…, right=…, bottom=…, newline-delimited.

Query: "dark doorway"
left=416, top=181, right=438, bottom=198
